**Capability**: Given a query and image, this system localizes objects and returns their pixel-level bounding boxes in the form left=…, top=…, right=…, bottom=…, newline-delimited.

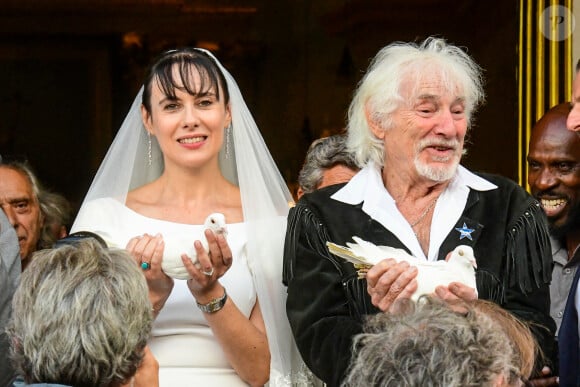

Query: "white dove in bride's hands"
left=326, top=237, right=477, bottom=301
left=161, top=213, right=228, bottom=280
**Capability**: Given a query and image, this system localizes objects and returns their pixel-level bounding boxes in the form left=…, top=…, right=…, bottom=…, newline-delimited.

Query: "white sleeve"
left=71, top=198, right=124, bottom=248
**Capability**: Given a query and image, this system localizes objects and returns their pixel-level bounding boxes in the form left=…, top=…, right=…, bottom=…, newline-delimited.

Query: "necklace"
left=409, top=198, right=437, bottom=228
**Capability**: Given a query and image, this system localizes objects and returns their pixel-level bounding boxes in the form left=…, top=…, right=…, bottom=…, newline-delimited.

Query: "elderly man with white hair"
left=283, top=37, right=556, bottom=387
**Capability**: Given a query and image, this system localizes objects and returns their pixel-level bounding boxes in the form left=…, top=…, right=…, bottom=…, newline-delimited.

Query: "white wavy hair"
left=347, top=37, right=485, bottom=167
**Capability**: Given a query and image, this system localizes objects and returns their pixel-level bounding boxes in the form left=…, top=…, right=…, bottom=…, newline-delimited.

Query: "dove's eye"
left=458, top=250, right=464, bottom=256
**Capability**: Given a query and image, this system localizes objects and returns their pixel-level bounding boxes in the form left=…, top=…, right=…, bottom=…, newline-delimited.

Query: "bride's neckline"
left=111, top=198, right=245, bottom=227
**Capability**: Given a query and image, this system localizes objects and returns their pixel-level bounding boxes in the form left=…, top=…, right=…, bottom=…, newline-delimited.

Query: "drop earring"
left=225, top=124, right=231, bottom=159
left=147, top=132, right=152, bottom=166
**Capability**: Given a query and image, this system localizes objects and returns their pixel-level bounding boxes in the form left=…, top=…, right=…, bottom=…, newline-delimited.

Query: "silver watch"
left=197, top=290, right=228, bottom=313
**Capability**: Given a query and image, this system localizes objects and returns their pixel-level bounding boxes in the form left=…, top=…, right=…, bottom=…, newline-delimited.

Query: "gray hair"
left=0, top=161, right=43, bottom=208
left=1, top=161, right=73, bottom=248
left=342, top=298, right=521, bottom=387
left=298, top=134, right=359, bottom=193
left=346, top=37, right=485, bottom=166
left=38, top=190, right=73, bottom=243
left=7, top=239, right=153, bottom=386
left=0, top=161, right=49, bottom=247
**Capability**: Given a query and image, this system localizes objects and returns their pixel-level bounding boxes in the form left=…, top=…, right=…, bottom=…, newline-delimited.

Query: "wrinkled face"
left=567, top=73, right=580, bottom=132
left=528, top=117, right=580, bottom=238
left=0, top=167, right=43, bottom=265
left=296, top=164, right=359, bottom=199
left=371, top=75, right=467, bottom=183
left=141, top=65, right=231, bottom=170
left=319, top=164, right=358, bottom=189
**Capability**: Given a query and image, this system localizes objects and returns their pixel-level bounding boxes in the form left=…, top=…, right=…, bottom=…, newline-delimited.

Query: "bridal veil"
left=73, top=49, right=311, bottom=386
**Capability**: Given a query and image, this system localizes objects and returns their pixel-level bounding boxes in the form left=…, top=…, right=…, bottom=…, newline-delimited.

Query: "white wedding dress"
left=73, top=198, right=254, bottom=386
left=71, top=49, right=313, bottom=385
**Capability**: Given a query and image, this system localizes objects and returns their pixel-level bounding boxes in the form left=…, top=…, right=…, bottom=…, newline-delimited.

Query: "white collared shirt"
left=331, top=162, right=497, bottom=261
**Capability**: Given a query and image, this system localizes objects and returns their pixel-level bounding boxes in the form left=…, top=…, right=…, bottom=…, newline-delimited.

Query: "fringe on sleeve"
left=476, top=269, right=505, bottom=304
left=283, top=204, right=336, bottom=285
left=504, top=200, right=552, bottom=295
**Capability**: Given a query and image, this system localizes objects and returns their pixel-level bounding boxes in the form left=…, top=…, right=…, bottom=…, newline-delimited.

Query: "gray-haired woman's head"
left=8, top=239, right=152, bottom=386
left=342, top=297, right=525, bottom=387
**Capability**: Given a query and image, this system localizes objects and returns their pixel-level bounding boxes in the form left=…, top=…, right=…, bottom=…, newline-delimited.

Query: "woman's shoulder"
left=82, top=196, right=125, bottom=210
left=71, top=197, right=133, bottom=237
left=75, top=197, right=127, bottom=222
left=90, top=197, right=136, bottom=220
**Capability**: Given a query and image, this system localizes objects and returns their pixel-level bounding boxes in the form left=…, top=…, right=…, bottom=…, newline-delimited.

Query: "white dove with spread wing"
left=161, top=213, right=228, bottom=280
left=327, top=236, right=477, bottom=301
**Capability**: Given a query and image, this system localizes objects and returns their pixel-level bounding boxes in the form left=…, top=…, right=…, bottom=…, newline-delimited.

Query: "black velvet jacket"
left=283, top=173, right=556, bottom=387
left=558, top=250, right=580, bottom=386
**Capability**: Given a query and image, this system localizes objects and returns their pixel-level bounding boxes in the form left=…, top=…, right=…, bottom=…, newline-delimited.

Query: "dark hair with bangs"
left=141, top=48, right=230, bottom=113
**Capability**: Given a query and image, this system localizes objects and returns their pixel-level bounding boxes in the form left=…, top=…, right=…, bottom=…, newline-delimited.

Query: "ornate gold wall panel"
left=518, top=0, right=573, bottom=186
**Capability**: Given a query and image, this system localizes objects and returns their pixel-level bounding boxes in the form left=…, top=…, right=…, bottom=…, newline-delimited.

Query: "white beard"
left=414, top=138, right=462, bottom=182
left=415, top=156, right=459, bottom=182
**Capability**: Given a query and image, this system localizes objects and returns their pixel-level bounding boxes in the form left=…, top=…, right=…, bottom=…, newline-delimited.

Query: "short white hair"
left=347, top=37, right=485, bottom=166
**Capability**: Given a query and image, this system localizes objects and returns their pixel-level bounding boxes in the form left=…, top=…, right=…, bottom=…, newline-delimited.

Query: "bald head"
left=528, top=103, right=580, bottom=239
left=533, top=103, right=570, bottom=135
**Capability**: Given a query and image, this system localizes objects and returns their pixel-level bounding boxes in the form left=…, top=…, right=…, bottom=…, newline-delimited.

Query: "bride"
left=72, top=48, right=306, bottom=386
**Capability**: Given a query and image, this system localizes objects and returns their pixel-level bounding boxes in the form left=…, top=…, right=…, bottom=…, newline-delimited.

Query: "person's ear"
left=492, top=373, right=506, bottom=387
left=225, top=103, right=232, bottom=128
left=365, top=104, right=385, bottom=140
left=296, top=187, right=304, bottom=199
left=141, top=105, right=154, bottom=134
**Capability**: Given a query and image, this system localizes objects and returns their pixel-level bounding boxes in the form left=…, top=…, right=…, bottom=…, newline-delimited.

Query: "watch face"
left=197, top=291, right=228, bottom=313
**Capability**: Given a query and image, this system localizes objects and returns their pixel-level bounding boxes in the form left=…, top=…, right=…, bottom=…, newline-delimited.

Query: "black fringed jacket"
left=283, top=173, right=557, bottom=387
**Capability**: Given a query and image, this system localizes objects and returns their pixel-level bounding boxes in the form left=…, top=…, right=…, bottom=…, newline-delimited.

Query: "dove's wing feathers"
left=328, top=238, right=418, bottom=266
left=162, top=213, right=227, bottom=280
left=375, top=244, right=420, bottom=264
left=349, top=237, right=386, bottom=261
left=326, top=242, right=373, bottom=266
left=160, top=236, right=199, bottom=280
left=345, top=238, right=385, bottom=265
left=162, top=233, right=212, bottom=280
left=349, top=236, right=419, bottom=264
left=411, top=245, right=477, bottom=301
left=350, top=237, right=420, bottom=265
left=327, top=237, right=478, bottom=302
left=406, top=259, right=447, bottom=268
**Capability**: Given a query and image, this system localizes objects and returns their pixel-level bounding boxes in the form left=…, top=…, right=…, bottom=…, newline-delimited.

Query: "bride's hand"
left=183, top=229, right=233, bottom=300
left=126, top=233, right=174, bottom=311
